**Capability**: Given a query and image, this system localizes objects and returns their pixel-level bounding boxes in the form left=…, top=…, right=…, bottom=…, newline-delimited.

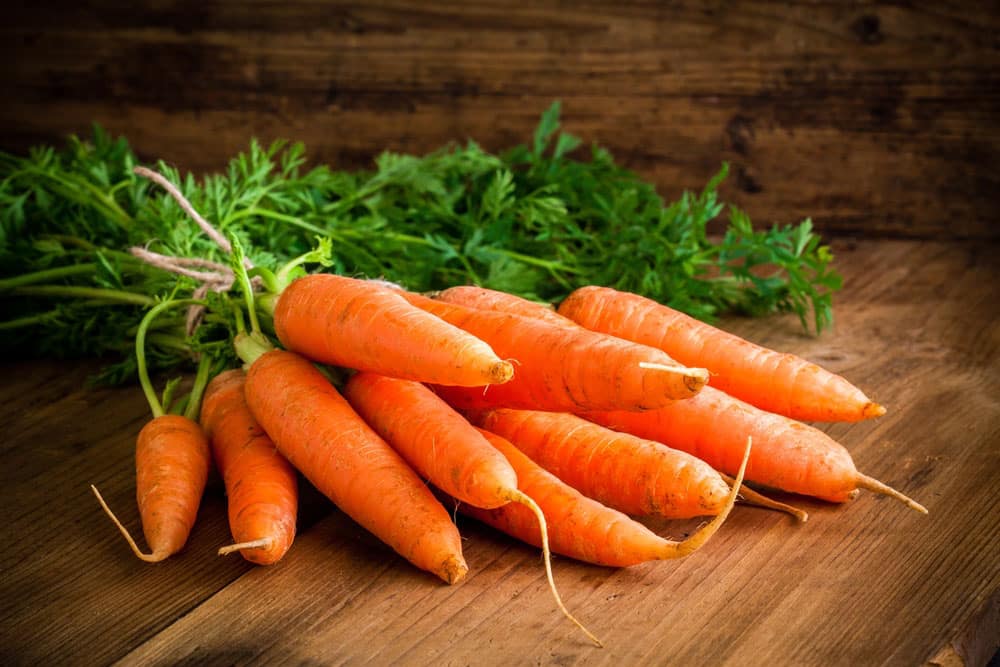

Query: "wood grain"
left=2, top=2, right=998, bottom=240
left=1, top=239, right=998, bottom=665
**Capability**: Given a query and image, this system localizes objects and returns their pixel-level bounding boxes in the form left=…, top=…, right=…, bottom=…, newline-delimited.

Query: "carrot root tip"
left=856, top=473, right=928, bottom=514
left=508, top=489, right=604, bottom=648
left=667, top=436, right=751, bottom=559
left=863, top=402, right=887, bottom=419
left=90, top=484, right=167, bottom=563
left=218, top=537, right=273, bottom=556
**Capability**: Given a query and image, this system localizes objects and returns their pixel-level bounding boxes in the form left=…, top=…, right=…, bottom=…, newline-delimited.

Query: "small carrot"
left=343, top=372, right=601, bottom=646
left=584, top=386, right=927, bottom=513
left=272, top=274, right=513, bottom=387
left=463, top=428, right=750, bottom=567
left=92, top=298, right=212, bottom=562
left=403, top=291, right=709, bottom=412
left=240, top=343, right=469, bottom=584
left=200, top=368, right=298, bottom=565
left=470, top=408, right=732, bottom=519
left=558, top=285, right=884, bottom=423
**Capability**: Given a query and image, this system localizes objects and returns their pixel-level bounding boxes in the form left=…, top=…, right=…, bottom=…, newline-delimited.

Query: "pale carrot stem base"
left=508, top=489, right=604, bottom=648
left=218, top=537, right=273, bottom=556
left=90, top=484, right=166, bottom=563
left=719, top=473, right=809, bottom=523
left=855, top=473, right=928, bottom=514
left=665, top=437, right=752, bottom=558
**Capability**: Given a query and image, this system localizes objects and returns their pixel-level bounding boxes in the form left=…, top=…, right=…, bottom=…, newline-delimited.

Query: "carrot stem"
left=0, top=263, right=97, bottom=290
left=135, top=298, right=204, bottom=418
left=9, top=285, right=155, bottom=306
left=855, top=473, right=928, bottom=514
left=182, top=354, right=214, bottom=422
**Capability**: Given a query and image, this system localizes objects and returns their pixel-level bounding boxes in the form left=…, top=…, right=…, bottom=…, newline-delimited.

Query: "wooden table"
left=3, top=239, right=998, bottom=666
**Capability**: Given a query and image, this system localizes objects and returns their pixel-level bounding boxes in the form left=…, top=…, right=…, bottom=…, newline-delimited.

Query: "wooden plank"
left=2, top=2, right=998, bottom=240
left=1, top=240, right=998, bottom=665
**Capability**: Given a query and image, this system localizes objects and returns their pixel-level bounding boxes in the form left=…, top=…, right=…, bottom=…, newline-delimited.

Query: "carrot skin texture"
left=558, top=285, right=883, bottom=423
left=465, top=430, right=677, bottom=567
left=404, top=291, right=707, bottom=412
left=434, top=285, right=577, bottom=328
left=471, top=408, right=731, bottom=519
left=343, top=372, right=517, bottom=509
left=200, top=369, right=298, bottom=565
left=584, top=386, right=860, bottom=502
left=273, top=274, right=512, bottom=387
left=244, top=350, right=468, bottom=584
left=134, top=415, right=211, bottom=560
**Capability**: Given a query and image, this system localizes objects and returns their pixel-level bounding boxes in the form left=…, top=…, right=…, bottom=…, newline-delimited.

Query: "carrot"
left=92, top=298, right=212, bottom=562
left=271, top=274, right=513, bottom=387
left=241, top=345, right=468, bottom=583
left=470, top=408, right=732, bottom=519
left=584, top=386, right=927, bottom=513
left=402, top=291, right=709, bottom=412
left=343, top=372, right=601, bottom=646
left=464, top=428, right=750, bottom=567
left=92, top=415, right=210, bottom=562
left=200, top=368, right=298, bottom=565
left=433, top=285, right=577, bottom=328
left=558, top=285, right=884, bottom=423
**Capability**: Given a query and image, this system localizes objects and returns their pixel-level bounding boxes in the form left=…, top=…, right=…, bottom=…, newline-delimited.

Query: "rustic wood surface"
left=1, top=239, right=998, bottom=666
left=3, top=1, right=998, bottom=240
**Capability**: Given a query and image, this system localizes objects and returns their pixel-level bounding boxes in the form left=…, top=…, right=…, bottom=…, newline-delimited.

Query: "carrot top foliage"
left=0, top=103, right=840, bottom=382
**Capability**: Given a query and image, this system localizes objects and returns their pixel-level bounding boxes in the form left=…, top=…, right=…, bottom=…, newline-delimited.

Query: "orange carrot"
left=200, top=369, right=299, bottom=565
left=343, top=372, right=601, bottom=645
left=92, top=415, right=211, bottom=562
left=558, top=285, right=884, bottom=422
left=434, top=285, right=577, bottom=328
left=464, top=428, right=750, bottom=567
left=584, top=386, right=926, bottom=513
left=343, top=372, right=520, bottom=509
left=402, top=291, right=709, bottom=412
left=243, top=347, right=468, bottom=583
left=272, top=274, right=513, bottom=387
left=470, top=408, right=731, bottom=519
left=92, top=299, right=212, bottom=563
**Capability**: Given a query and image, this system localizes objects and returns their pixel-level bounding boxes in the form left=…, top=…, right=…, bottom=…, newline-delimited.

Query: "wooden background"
left=3, top=1, right=998, bottom=241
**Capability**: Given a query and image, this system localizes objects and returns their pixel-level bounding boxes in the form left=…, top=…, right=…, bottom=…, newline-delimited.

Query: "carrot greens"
left=1, top=103, right=840, bottom=383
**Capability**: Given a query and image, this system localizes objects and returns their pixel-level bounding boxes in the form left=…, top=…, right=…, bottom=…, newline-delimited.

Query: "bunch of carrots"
left=86, top=168, right=925, bottom=647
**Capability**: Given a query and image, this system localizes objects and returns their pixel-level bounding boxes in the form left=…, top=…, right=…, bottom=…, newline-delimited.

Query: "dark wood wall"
left=3, top=1, right=998, bottom=240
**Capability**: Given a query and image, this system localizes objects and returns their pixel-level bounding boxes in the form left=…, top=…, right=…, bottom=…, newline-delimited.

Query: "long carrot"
left=470, top=408, right=732, bottom=519
left=558, top=285, right=884, bottom=422
left=403, top=291, right=709, bottom=412
left=434, top=285, right=577, bottom=328
left=240, top=344, right=468, bottom=584
left=200, top=368, right=299, bottom=565
left=584, top=386, right=927, bottom=513
left=464, top=428, right=750, bottom=567
left=272, top=274, right=513, bottom=387
left=343, top=372, right=601, bottom=646
left=92, top=298, right=212, bottom=562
